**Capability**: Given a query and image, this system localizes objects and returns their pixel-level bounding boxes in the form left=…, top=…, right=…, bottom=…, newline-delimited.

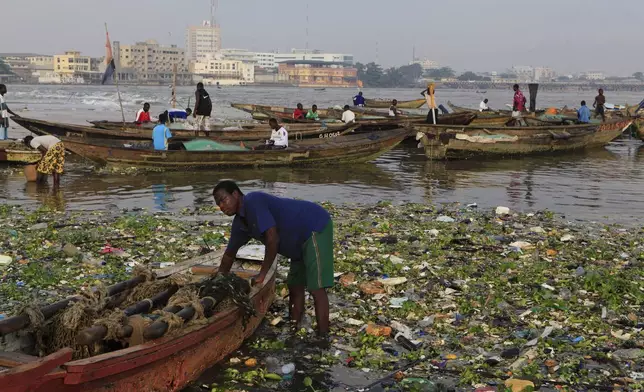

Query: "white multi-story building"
left=220, top=49, right=257, bottom=64
left=410, top=59, right=439, bottom=72
left=116, top=40, right=190, bottom=84
left=511, top=65, right=534, bottom=81
left=190, top=58, right=254, bottom=86
left=533, top=67, right=556, bottom=81
left=185, top=21, right=222, bottom=62
left=254, top=52, right=276, bottom=69
left=273, top=49, right=353, bottom=66
left=582, top=71, right=605, bottom=81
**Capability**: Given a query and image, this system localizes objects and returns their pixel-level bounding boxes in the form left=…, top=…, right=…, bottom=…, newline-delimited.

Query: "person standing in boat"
left=341, top=105, right=356, bottom=123
left=152, top=111, right=173, bottom=151
left=306, top=104, right=320, bottom=120
left=389, top=99, right=400, bottom=117
left=353, top=91, right=365, bottom=107
left=0, top=84, right=20, bottom=140
left=213, top=180, right=334, bottom=337
left=293, top=103, right=306, bottom=120
left=479, top=99, right=490, bottom=112
left=593, top=88, right=606, bottom=122
left=135, top=102, right=153, bottom=124
left=23, top=135, right=65, bottom=187
left=512, top=84, right=527, bottom=125
left=577, top=100, right=591, bottom=124
left=193, top=82, right=212, bottom=131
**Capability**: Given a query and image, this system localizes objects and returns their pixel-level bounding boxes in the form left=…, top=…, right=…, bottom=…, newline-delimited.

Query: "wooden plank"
left=0, top=352, right=40, bottom=367
left=154, top=249, right=224, bottom=278
left=0, top=348, right=72, bottom=387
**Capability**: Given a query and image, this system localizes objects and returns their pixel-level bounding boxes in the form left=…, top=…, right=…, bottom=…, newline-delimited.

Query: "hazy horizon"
left=3, top=0, right=643, bottom=75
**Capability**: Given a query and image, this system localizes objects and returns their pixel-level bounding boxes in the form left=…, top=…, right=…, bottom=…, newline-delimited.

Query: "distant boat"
left=314, top=88, right=326, bottom=91
left=476, top=90, right=487, bottom=94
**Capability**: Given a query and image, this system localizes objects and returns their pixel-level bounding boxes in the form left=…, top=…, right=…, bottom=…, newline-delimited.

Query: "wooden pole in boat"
left=171, top=63, right=177, bottom=109
left=105, top=23, right=127, bottom=128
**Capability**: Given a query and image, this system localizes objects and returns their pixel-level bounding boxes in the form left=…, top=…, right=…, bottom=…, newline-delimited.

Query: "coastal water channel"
left=1, top=85, right=644, bottom=224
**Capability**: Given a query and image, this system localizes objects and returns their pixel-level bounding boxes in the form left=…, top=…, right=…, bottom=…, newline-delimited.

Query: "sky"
left=2, top=0, right=643, bottom=76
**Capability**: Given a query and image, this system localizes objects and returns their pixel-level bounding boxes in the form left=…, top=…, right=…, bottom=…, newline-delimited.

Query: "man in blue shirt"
left=577, top=100, right=591, bottom=124
left=213, top=180, right=334, bottom=336
left=152, top=111, right=173, bottom=150
left=353, top=91, right=365, bottom=107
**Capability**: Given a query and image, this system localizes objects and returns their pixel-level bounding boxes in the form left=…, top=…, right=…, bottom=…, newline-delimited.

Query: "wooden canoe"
left=0, top=140, right=41, bottom=163
left=12, top=117, right=359, bottom=143
left=56, top=128, right=410, bottom=169
left=0, top=249, right=276, bottom=392
left=230, top=103, right=404, bottom=120
left=364, top=98, right=426, bottom=109
left=413, top=119, right=632, bottom=160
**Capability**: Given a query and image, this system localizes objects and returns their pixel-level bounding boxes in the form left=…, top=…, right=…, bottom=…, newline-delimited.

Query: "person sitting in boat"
left=293, top=103, right=305, bottom=120
left=342, top=105, right=356, bottom=123
left=479, top=99, right=490, bottom=112
left=353, top=91, right=365, bottom=107
left=23, top=135, right=65, bottom=187
left=306, top=105, right=320, bottom=120
left=389, top=99, right=400, bottom=117
left=0, top=84, right=20, bottom=140
left=152, top=111, right=173, bottom=151
left=255, top=118, right=288, bottom=150
left=135, top=103, right=152, bottom=124
left=213, top=180, right=335, bottom=337
left=577, top=100, right=591, bottom=124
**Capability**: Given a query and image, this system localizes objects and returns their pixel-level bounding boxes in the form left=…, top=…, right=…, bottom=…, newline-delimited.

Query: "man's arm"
left=217, top=249, right=237, bottom=275
left=255, top=226, right=279, bottom=284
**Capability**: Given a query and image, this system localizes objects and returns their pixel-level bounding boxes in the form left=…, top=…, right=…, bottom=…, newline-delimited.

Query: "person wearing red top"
left=511, top=84, right=527, bottom=126
left=292, top=103, right=305, bottom=120
left=135, top=103, right=152, bottom=124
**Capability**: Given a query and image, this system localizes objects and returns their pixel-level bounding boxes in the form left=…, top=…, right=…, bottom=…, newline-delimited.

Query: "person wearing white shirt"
left=261, top=118, right=288, bottom=149
left=479, top=99, right=490, bottom=112
left=341, top=105, right=356, bottom=123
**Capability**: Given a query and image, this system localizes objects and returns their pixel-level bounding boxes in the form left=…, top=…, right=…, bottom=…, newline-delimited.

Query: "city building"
left=190, top=58, right=254, bottom=86
left=511, top=65, right=534, bottom=81
left=185, top=21, right=222, bottom=62
left=254, top=52, right=276, bottom=69
left=220, top=49, right=257, bottom=64
left=52, top=51, right=101, bottom=83
left=410, top=59, right=439, bottom=73
left=0, top=53, right=54, bottom=82
left=273, top=49, right=353, bottom=67
left=581, top=71, right=605, bottom=81
left=533, top=67, right=556, bottom=82
left=278, top=60, right=357, bottom=88
left=116, top=40, right=190, bottom=84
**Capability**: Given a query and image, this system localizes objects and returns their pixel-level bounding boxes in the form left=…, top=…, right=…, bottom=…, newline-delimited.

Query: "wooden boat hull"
left=230, top=103, right=398, bottom=120
left=0, top=259, right=276, bottom=392
left=13, top=117, right=357, bottom=142
left=414, top=120, right=632, bottom=160
left=58, top=129, right=410, bottom=169
left=0, top=141, right=41, bottom=163
left=364, top=98, right=426, bottom=109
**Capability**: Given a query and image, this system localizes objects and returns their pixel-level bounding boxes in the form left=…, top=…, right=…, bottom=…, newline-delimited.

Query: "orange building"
left=278, top=60, right=358, bottom=88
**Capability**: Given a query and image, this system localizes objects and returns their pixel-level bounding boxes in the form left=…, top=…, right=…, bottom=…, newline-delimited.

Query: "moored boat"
left=0, top=248, right=276, bottom=392
left=12, top=117, right=359, bottom=143
left=55, top=129, right=411, bottom=169
left=230, top=103, right=403, bottom=120
left=364, top=98, right=426, bottom=109
left=0, top=140, right=41, bottom=163
left=413, top=119, right=632, bottom=160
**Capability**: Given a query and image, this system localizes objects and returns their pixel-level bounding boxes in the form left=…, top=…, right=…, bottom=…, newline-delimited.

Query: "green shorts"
left=287, top=220, right=334, bottom=291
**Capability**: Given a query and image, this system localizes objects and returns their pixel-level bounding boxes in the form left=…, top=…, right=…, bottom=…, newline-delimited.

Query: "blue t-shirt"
left=152, top=124, right=173, bottom=150
left=353, top=95, right=365, bottom=106
left=226, top=192, right=331, bottom=260
left=577, top=105, right=591, bottom=123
